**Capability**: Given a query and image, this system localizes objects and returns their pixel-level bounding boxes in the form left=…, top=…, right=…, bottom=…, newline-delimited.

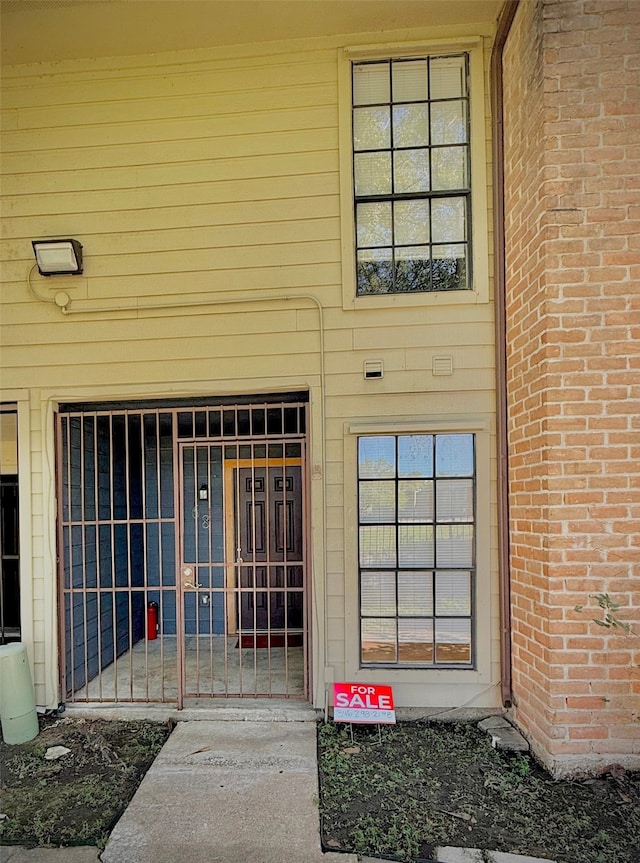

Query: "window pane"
left=431, top=101, right=467, bottom=145
left=395, top=247, right=431, bottom=293
left=353, top=106, right=390, bottom=150
left=353, top=62, right=390, bottom=106
left=398, top=479, right=434, bottom=522
left=360, top=525, right=396, bottom=566
left=361, top=571, right=396, bottom=616
left=435, top=619, right=471, bottom=663
left=360, top=480, right=396, bottom=522
left=430, top=56, right=466, bottom=99
left=398, top=525, right=434, bottom=567
left=393, top=104, right=429, bottom=147
left=435, top=571, right=471, bottom=615
left=398, top=572, right=433, bottom=615
left=436, top=524, right=474, bottom=567
left=436, top=479, right=473, bottom=521
left=432, top=147, right=467, bottom=191
left=431, top=197, right=466, bottom=243
left=398, top=435, right=433, bottom=477
left=357, top=201, right=392, bottom=247
left=361, top=618, right=397, bottom=662
left=393, top=149, right=430, bottom=193
left=393, top=59, right=428, bottom=101
left=359, top=436, right=396, bottom=477
left=432, top=246, right=468, bottom=291
left=394, top=200, right=430, bottom=245
left=357, top=250, right=393, bottom=295
left=355, top=152, right=392, bottom=195
left=435, top=434, right=474, bottom=476
left=399, top=619, right=434, bottom=663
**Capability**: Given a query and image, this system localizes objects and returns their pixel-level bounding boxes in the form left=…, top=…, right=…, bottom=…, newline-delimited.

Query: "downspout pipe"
left=491, top=0, right=520, bottom=708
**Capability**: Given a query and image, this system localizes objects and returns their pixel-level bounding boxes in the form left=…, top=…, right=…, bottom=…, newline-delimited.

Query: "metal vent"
left=363, top=360, right=384, bottom=380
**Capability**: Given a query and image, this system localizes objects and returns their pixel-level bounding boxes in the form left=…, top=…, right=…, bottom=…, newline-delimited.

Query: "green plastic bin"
left=0, top=642, right=39, bottom=744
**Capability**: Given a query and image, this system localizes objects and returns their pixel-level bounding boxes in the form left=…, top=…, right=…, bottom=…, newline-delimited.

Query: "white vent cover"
left=363, top=359, right=384, bottom=379
left=432, top=355, right=454, bottom=376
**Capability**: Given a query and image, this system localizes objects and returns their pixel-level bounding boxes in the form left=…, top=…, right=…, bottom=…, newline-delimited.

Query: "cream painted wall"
left=0, top=23, right=500, bottom=711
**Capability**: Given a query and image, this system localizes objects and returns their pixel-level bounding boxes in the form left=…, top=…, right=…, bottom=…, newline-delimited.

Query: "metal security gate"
left=57, top=399, right=308, bottom=706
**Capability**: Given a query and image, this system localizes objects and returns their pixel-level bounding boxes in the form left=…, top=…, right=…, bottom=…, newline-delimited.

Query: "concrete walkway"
left=100, top=719, right=356, bottom=863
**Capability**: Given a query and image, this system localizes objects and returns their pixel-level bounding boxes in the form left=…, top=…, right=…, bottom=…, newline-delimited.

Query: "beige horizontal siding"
left=3, top=145, right=336, bottom=199
left=1, top=50, right=338, bottom=107
left=1, top=28, right=498, bottom=710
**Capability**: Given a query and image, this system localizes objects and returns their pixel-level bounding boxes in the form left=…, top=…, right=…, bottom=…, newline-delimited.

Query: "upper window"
left=352, top=54, right=471, bottom=296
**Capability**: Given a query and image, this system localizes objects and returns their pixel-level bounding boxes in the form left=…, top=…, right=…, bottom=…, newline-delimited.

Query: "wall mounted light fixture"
left=31, top=239, right=83, bottom=276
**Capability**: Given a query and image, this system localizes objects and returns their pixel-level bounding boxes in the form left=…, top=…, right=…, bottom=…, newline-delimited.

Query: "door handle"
left=181, top=565, right=202, bottom=589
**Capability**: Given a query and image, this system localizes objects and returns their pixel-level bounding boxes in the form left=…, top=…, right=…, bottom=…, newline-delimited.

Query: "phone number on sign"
left=333, top=708, right=396, bottom=724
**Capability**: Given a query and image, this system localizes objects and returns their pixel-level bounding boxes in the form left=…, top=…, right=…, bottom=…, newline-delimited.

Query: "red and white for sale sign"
left=333, top=683, right=396, bottom=724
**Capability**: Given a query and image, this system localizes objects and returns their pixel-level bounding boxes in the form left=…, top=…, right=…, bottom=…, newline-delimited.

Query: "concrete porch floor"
left=70, top=635, right=305, bottom=704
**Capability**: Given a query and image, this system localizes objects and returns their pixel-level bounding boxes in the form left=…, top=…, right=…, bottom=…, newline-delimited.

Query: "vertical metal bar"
left=109, top=413, right=118, bottom=701
left=174, top=417, right=184, bottom=709
left=193, top=428, right=200, bottom=696
left=124, top=413, right=134, bottom=702
left=79, top=416, right=90, bottom=700
left=207, top=444, right=214, bottom=697
left=154, top=411, right=165, bottom=702
left=302, top=435, right=309, bottom=700
left=265, top=439, right=273, bottom=696
left=140, top=412, right=149, bottom=702
left=282, top=425, right=290, bottom=696
left=250, top=435, right=259, bottom=696
left=221, top=442, right=230, bottom=697
left=90, top=415, right=104, bottom=703
left=234, top=439, right=243, bottom=695
left=55, top=414, right=68, bottom=703
left=66, top=416, right=76, bottom=701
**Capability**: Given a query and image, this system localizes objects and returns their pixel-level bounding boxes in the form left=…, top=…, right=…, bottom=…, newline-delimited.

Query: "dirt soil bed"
left=0, top=714, right=173, bottom=849
left=317, top=720, right=640, bottom=863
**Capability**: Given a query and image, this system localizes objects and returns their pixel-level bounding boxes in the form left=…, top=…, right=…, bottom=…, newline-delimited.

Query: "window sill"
left=343, top=287, right=486, bottom=312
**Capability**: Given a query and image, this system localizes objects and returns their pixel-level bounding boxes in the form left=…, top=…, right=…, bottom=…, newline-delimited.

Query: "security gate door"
left=58, top=399, right=308, bottom=707
left=179, top=442, right=306, bottom=700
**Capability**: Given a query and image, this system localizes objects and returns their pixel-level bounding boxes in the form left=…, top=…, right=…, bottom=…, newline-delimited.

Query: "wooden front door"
left=236, top=466, right=304, bottom=635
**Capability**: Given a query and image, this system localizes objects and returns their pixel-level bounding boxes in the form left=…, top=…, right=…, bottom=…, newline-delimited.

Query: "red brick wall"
left=503, top=0, right=640, bottom=776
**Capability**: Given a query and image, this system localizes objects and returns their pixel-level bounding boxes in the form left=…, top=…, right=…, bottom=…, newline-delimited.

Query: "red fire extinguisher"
left=147, top=601, right=159, bottom=640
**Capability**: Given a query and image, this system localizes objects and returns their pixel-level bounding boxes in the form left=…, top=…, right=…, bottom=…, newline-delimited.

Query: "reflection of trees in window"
left=353, top=54, right=471, bottom=295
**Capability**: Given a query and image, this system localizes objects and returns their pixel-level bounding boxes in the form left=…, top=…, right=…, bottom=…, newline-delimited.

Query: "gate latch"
left=181, top=565, right=202, bottom=589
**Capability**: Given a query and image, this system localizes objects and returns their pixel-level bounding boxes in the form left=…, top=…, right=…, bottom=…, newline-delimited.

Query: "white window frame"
left=339, top=38, right=490, bottom=311
left=343, top=416, right=494, bottom=689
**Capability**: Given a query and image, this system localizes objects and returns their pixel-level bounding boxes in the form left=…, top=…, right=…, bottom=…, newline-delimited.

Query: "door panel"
left=237, top=466, right=303, bottom=633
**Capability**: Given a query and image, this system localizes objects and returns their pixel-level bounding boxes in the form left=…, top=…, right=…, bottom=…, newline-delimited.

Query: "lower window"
left=358, top=433, right=475, bottom=667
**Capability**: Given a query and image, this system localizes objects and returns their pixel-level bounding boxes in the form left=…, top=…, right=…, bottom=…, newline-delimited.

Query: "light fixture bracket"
left=32, top=239, right=83, bottom=276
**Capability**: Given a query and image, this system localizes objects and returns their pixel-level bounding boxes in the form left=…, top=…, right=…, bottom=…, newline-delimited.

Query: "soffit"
left=1, top=0, right=502, bottom=66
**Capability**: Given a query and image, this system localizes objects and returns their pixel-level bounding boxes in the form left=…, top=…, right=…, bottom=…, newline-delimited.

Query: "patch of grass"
left=0, top=716, right=173, bottom=849
left=317, top=720, right=640, bottom=863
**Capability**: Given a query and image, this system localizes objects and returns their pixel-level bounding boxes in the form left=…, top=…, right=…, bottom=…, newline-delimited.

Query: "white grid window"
left=352, top=55, right=471, bottom=295
left=358, top=433, right=475, bottom=666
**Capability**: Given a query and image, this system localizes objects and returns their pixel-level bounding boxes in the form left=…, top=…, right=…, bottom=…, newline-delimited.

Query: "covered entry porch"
left=57, top=395, right=309, bottom=707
